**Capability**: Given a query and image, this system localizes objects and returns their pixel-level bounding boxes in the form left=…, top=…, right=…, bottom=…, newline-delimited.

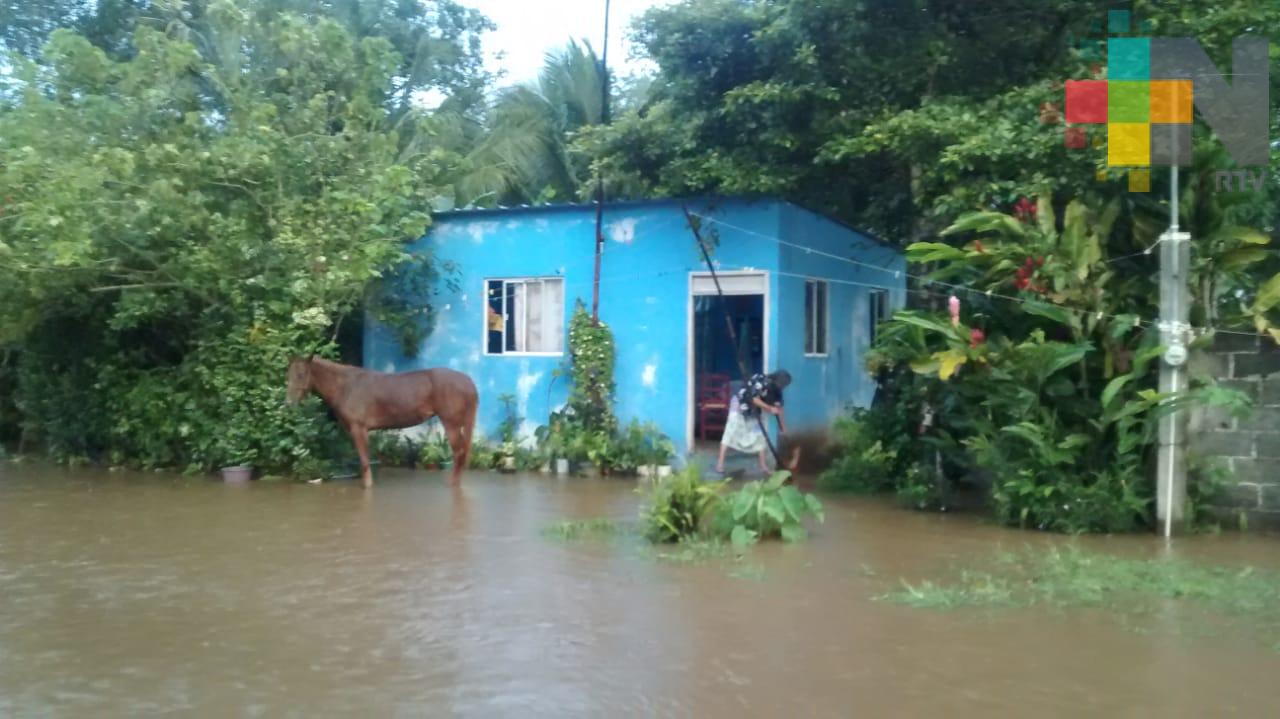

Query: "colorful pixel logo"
left=1063, top=9, right=1269, bottom=191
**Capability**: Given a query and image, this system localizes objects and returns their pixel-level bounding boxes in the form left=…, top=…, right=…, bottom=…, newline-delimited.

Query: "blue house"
left=364, top=197, right=905, bottom=460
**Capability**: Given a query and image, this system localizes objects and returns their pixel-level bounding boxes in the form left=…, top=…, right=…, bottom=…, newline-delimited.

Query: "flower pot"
left=220, top=465, right=252, bottom=483
left=501, top=455, right=516, bottom=472
left=657, top=465, right=672, bottom=478
left=555, top=458, right=570, bottom=475
left=637, top=465, right=652, bottom=478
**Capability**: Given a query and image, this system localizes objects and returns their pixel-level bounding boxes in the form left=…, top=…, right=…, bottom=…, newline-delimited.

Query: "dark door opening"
left=693, top=294, right=763, bottom=444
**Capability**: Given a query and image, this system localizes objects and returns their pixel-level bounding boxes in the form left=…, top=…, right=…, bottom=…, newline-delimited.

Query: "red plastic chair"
left=697, top=373, right=733, bottom=441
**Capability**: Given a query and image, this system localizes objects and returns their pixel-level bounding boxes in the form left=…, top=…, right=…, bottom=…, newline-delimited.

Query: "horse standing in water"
left=286, top=357, right=478, bottom=488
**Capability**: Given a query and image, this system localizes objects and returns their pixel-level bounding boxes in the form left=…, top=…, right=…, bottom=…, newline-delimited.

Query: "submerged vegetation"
left=882, top=547, right=1280, bottom=650
left=639, top=466, right=823, bottom=546
left=541, top=518, right=623, bottom=542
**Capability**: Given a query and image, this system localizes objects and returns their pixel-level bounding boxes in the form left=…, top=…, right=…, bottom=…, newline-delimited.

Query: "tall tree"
left=582, top=0, right=1279, bottom=242
left=0, top=0, right=460, bottom=470
left=458, top=40, right=606, bottom=206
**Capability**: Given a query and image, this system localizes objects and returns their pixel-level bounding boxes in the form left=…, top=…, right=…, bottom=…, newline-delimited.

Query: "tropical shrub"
left=818, top=408, right=901, bottom=493
left=0, top=5, right=463, bottom=474
left=836, top=191, right=1255, bottom=532
left=711, top=471, right=824, bottom=545
left=639, top=464, right=727, bottom=543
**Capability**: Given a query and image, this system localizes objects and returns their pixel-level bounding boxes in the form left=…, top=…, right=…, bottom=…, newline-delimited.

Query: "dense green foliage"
left=639, top=465, right=727, bottom=543
left=640, top=466, right=823, bottom=545
left=0, top=2, right=466, bottom=471
left=582, top=0, right=1279, bottom=241
left=836, top=191, right=1255, bottom=532
left=712, top=471, right=824, bottom=546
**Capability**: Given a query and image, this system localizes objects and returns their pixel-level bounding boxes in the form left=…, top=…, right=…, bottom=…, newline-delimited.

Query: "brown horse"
left=286, top=357, right=478, bottom=488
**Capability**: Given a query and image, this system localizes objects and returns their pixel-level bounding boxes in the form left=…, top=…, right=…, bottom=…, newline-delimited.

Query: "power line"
left=687, top=211, right=1259, bottom=339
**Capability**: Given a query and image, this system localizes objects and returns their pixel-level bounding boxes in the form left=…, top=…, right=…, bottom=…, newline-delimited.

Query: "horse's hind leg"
left=444, top=401, right=476, bottom=486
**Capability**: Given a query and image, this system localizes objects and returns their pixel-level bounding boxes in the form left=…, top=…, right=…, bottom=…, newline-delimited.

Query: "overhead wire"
left=685, top=211, right=1260, bottom=339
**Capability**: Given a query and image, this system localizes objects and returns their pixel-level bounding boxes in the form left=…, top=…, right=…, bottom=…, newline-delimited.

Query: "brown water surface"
left=1, top=462, right=1277, bottom=717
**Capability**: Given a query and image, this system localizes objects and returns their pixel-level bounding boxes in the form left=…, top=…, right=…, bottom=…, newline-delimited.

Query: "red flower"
left=973, top=240, right=985, bottom=254
left=1064, top=126, right=1087, bottom=150
left=1036, top=256, right=1045, bottom=267
left=1014, top=198, right=1038, bottom=223
left=970, top=328, right=986, bottom=348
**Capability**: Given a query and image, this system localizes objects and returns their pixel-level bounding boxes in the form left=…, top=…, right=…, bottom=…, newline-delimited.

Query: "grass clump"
left=881, top=546, right=1280, bottom=649
left=541, top=518, right=622, bottom=541
left=638, top=464, right=729, bottom=543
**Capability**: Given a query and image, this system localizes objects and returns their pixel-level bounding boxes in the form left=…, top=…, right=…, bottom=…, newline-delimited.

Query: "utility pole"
left=590, top=0, right=612, bottom=323
left=1157, top=149, right=1192, bottom=538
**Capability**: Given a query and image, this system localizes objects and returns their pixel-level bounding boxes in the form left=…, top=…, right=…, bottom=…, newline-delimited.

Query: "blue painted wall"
left=364, top=198, right=903, bottom=459
left=774, top=204, right=907, bottom=440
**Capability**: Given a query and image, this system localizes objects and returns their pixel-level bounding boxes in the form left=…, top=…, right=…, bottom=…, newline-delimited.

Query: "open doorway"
left=688, top=272, right=768, bottom=452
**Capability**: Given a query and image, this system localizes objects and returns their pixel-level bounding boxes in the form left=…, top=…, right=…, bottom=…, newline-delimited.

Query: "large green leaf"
left=1022, top=301, right=1072, bottom=325
left=760, top=496, right=787, bottom=525
left=765, top=470, right=791, bottom=490
left=893, top=312, right=958, bottom=337
left=732, top=489, right=754, bottom=521
left=1036, top=194, right=1056, bottom=239
left=780, top=524, right=808, bottom=543
left=941, top=211, right=1027, bottom=239
left=1253, top=274, right=1280, bottom=313
left=1100, top=375, right=1132, bottom=410
left=730, top=524, right=758, bottom=547
left=804, top=494, right=824, bottom=523
left=779, top=485, right=806, bottom=521
left=905, top=242, right=968, bottom=264
left=1221, top=247, right=1270, bottom=270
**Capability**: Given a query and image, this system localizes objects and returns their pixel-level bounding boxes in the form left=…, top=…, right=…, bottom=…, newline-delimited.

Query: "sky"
left=461, top=0, right=674, bottom=85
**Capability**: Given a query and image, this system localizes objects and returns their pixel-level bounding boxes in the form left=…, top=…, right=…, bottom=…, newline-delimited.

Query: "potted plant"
left=632, top=422, right=675, bottom=478
left=417, top=436, right=451, bottom=470
left=217, top=438, right=257, bottom=483
left=499, top=440, right=518, bottom=472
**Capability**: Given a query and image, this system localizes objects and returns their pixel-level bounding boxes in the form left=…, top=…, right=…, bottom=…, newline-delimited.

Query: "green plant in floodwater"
left=881, top=547, right=1280, bottom=650
left=650, top=537, right=736, bottom=563
left=890, top=572, right=1020, bottom=609
left=638, top=464, right=728, bottom=543
left=541, top=518, right=622, bottom=541
left=712, top=471, right=824, bottom=546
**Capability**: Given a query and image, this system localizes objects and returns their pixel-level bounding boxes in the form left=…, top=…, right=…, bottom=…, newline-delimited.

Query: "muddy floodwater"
left=2, top=463, right=1278, bottom=717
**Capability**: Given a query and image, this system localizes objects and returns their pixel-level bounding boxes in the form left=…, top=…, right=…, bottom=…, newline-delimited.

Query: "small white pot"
left=657, top=465, right=672, bottom=478
left=555, top=458, right=570, bottom=475
left=637, top=465, right=652, bottom=478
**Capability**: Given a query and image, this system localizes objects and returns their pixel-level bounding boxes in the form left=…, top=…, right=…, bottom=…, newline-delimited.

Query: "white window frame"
left=867, top=287, right=891, bottom=346
left=804, top=279, right=829, bottom=357
left=482, top=277, right=565, bottom=357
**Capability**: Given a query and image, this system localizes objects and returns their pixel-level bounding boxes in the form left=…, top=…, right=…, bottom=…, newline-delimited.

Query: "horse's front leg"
left=349, top=424, right=373, bottom=489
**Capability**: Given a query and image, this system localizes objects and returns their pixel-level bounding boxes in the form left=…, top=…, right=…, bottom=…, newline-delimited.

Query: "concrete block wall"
left=1188, top=334, right=1280, bottom=527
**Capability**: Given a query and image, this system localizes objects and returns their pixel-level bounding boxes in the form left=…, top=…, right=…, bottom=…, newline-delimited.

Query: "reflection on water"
left=1, top=462, right=1277, bottom=716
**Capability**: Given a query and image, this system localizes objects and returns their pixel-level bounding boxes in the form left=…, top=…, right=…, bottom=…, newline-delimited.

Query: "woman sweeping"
left=715, top=369, right=790, bottom=476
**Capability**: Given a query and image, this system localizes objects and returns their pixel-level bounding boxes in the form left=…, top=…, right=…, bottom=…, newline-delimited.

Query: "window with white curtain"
left=485, top=278, right=564, bottom=355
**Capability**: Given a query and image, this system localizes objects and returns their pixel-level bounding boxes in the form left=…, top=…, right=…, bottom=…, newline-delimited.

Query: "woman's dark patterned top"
left=735, top=373, right=783, bottom=418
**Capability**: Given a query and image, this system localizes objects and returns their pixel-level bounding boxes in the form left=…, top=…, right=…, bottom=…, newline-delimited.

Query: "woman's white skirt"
left=720, top=411, right=766, bottom=453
